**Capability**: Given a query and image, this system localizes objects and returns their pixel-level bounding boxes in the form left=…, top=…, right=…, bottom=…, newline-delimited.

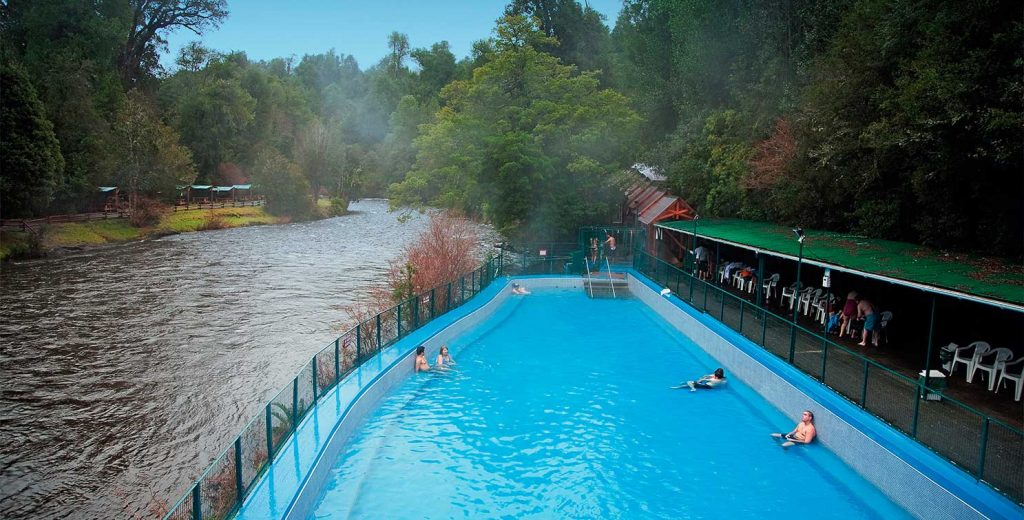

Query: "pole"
left=788, top=237, right=804, bottom=364
left=922, top=297, right=937, bottom=388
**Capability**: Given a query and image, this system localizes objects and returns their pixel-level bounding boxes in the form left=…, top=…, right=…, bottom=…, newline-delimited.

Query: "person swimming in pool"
left=672, top=368, right=727, bottom=391
left=772, top=410, right=816, bottom=448
left=435, top=345, right=455, bottom=368
left=414, top=345, right=430, bottom=372
left=511, top=283, right=530, bottom=295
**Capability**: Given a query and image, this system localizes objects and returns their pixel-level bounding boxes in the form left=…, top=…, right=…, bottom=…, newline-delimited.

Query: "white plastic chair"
left=994, top=357, right=1024, bottom=401
left=798, top=288, right=819, bottom=316
left=781, top=282, right=801, bottom=310
left=815, top=294, right=838, bottom=324
left=878, top=311, right=893, bottom=345
left=762, top=273, right=780, bottom=303
left=969, top=348, right=1013, bottom=390
left=948, top=341, right=990, bottom=377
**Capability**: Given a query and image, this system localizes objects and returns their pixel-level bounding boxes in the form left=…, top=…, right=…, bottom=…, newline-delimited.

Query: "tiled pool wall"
left=285, top=278, right=567, bottom=519
left=628, top=272, right=1019, bottom=520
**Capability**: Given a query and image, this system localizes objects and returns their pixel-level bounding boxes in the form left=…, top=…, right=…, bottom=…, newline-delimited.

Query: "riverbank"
left=0, top=203, right=339, bottom=261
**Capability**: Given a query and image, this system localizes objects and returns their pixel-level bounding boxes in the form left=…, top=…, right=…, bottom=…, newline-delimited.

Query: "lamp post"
left=689, top=215, right=699, bottom=301
left=788, top=227, right=805, bottom=363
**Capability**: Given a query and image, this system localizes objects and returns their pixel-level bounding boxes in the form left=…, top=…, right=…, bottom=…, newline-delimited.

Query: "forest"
left=1, top=0, right=1020, bottom=258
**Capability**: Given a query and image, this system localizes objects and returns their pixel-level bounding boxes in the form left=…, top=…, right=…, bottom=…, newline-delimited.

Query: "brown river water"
left=0, top=200, right=490, bottom=519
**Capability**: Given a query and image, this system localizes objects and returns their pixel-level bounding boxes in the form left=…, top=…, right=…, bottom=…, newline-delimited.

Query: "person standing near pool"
left=772, top=410, right=816, bottom=448
left=603, top=232, right=616, bottom=259
left=672, top=367, right=727, bottom=391
left=414, top=345, right=430, bottom=372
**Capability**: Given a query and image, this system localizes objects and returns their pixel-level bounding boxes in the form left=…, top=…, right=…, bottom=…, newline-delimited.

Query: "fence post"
left=192, top=483, right=202, bottom=520
left=265, top=404, right=273, bottom=459
left=761, top=311, right=768, bottom=346
left=911, top=382, right=922, bottom=437
left=376, top=314, right=382, bottom=349
left=430, top=288, right=436, bottom=320
left=291, top=378, right=298, bottom=428
left=788, top=322, right=797, bottom=364
left=356, top=323, right=362, bottom=360
left=234, top=437, right=244, bottom=504
left=461, top=276, right=465, bottom=302
left=334, top=339, right=340, bottom=383
left=311, top=358, right=318, bottom=401
left=739, top=301, right=745, bottom=331
left=397, top=304, right=402, bottom=339
left=820, top=342, right=829, bottom=384
left=860, top=361, right=870, bottom=407
left=446, top=283, right=452, bottom=313
left=413, top=297, right=419, bottom=329
left=472, top=270, right=477, bottom=294
left=977, top=417, right=989, bottom=479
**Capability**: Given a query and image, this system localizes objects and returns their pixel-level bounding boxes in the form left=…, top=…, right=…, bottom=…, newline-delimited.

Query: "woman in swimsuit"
left=435, top=345, right=455, bottom=368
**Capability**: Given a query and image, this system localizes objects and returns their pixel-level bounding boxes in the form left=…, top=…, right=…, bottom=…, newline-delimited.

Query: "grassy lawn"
left=1, top=206, right=289, bottom=261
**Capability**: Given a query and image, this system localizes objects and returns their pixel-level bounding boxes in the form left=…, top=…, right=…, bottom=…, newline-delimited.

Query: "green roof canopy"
left=657, top=219, right=1023, bottom=311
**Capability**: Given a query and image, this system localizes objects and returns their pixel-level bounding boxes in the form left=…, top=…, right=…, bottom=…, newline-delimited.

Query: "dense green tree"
left=0, top=56, right=65, bottom=217
left=390, top=15, right=640, bottom=239
left=112, top=90, right=195, bottom=213
left=250, top=146, right=315, bottom=218
left=506, top=0, right=613, bottom=80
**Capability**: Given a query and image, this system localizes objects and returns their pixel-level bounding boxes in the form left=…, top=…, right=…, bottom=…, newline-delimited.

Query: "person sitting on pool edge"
left=772, top=410, right=817, bottom=448
left=511, top=283, right=530, bottom=295
left=414, top=345, right=430, bottom=372
left=672, top=367, right=727, bottom=391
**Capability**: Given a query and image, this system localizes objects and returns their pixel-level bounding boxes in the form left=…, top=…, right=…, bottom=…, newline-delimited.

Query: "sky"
left=162, top=0, right=625, bottom=71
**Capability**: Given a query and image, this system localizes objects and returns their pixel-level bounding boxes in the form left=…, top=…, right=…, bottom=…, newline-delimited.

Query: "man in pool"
left=772, top=410, right=817, bottom=448
left=414, top=345, right=430, bottom=372
left=672, top=368, right=727, bottom=391
left=511, top=283, right=530, bottom=295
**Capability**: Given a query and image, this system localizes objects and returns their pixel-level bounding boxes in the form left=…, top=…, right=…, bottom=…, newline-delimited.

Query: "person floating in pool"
left=414, top=345, right=430, bottom=372
left=511, top=283, right=530, bottom=295
left=435, top=345, right=455, bottom=368
left=672, top=367, right=727, bottom=391
left=772, top=410, right=817, bottom=448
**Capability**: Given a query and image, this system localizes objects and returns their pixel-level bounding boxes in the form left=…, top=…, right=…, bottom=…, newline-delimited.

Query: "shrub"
left=130, top=197, right=167, bottom=227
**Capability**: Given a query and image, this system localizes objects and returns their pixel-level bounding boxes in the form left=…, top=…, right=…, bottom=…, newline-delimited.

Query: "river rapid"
left=0, top=200, right=490, bottom=519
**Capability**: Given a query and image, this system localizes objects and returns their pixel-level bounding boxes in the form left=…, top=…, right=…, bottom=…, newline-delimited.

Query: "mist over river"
left=0, top=200, right=491, bottom=519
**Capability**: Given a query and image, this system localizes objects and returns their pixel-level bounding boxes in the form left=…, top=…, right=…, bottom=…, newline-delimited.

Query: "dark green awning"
left=657, top=219, right=1023, bottom=311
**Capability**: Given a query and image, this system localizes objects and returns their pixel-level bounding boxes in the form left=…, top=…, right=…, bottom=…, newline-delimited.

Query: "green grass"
left=42, top=220, right=142, bottom=248
left=1, top=206, right=288, bottom=261
left=159, top=206, right=283, bottom=233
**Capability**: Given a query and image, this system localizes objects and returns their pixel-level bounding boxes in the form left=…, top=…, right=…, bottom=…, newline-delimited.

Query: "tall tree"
left=0, top=56, right=64, bottom=217
left=118, top=0, right=227, bottom=88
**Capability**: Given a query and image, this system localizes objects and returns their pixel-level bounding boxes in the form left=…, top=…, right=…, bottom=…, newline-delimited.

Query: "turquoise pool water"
left=309, top=288, right=910, bottom=518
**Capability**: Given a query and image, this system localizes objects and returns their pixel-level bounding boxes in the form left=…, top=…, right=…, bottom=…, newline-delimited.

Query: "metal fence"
left=163, top=255, right=502, bottom=520
left=632, top=250, right=1023, bottom=505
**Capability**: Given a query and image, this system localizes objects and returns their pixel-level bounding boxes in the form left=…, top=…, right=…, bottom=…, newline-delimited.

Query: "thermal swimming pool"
left=307, top=288, right=910, bottom=518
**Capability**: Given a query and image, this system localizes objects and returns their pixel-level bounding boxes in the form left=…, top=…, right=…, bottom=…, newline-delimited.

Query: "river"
left=0, top=200, right=491, bottom=519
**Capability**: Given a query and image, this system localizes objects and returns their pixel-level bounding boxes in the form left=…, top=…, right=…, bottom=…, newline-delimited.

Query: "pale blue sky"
left=162, top=0, right=624, bottom=71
